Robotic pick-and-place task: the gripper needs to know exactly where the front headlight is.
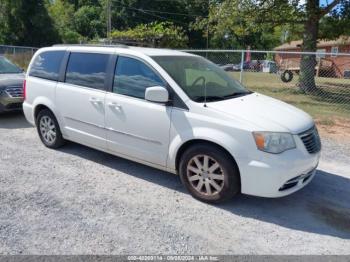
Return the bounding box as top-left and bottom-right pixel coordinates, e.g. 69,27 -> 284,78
253,132 -> 296,154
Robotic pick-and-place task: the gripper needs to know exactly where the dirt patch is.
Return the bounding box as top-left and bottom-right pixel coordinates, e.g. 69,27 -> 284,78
309,201 -> 350,235
316,117 -> 350,141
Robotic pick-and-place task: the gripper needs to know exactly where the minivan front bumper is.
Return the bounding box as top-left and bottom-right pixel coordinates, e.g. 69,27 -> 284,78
238,134 -> 321,198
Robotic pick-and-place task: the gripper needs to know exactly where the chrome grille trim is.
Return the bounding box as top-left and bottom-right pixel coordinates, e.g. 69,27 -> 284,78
5,86 -> 23,98
298,126 -> 321,154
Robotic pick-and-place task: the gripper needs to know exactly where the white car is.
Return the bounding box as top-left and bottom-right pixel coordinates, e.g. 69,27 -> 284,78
23,45 -> 321,203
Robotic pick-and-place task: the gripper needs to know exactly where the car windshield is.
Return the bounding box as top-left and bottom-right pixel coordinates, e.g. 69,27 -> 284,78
0,56 -> 23,74
152,55 -> 251,102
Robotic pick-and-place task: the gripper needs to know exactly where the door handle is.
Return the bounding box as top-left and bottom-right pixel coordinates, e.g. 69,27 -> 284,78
89,97 -> 102,104
108,102 -> 122,110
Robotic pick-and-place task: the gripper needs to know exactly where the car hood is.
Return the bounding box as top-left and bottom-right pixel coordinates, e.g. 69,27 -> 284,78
207,92 -> 314,134
0,73 -> 25,87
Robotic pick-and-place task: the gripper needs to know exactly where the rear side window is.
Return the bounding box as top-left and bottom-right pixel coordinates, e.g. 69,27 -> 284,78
29,51 -> 65,81
114,56 -> 165,99
65,52 -> 109,90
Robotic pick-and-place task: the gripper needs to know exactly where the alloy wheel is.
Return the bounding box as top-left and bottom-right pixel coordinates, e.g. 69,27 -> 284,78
186,154 -> 225,196
39,116 -> 57,145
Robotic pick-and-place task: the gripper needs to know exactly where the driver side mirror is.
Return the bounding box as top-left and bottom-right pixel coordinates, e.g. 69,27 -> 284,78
145,86 -> 169,103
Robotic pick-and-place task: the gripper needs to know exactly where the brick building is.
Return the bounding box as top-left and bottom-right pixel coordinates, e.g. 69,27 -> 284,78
274,36 -> 350,78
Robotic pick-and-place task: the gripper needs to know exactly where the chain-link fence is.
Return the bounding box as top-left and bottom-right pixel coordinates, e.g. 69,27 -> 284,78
0,45 -> 38,70
1,45 -> 349,125
182,49 -> 350,125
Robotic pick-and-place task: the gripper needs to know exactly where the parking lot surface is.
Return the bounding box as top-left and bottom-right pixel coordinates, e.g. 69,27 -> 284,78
1,113 -> 350,254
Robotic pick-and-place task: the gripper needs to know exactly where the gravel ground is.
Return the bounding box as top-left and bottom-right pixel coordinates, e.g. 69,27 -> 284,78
0,112 -> 350,255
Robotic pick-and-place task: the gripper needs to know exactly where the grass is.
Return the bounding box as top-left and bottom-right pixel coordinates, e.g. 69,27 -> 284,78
229,72 -> 350,124
4,53 -> 32,70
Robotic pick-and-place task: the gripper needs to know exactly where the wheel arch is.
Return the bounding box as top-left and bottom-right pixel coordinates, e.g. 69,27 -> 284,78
32,97 -> 58,122
34,104 -> 52,120
174,139 -> 241,187
33,101 -> 63,135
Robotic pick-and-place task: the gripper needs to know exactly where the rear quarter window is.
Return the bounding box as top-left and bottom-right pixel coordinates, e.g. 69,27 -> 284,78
29,51 -> 65,81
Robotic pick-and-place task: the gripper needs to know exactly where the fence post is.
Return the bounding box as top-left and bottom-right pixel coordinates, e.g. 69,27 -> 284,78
239,50 -> 245,83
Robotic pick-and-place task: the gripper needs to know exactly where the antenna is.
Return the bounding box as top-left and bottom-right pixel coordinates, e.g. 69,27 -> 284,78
204,80 -> 207,107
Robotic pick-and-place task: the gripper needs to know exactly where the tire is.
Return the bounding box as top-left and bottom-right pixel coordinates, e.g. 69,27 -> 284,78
179,143 -> 240,203
36,109 -> 65,149
281,70 -> 293,83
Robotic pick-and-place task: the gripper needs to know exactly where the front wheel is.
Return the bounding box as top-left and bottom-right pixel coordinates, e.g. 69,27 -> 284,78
36,109 -> 65,149
179,144 -> 240,203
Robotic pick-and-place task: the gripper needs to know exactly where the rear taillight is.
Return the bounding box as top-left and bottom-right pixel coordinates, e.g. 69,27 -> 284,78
23,79 -> 26,100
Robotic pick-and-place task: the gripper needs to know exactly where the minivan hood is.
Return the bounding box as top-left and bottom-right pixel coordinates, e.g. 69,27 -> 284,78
208,93 -> 313,134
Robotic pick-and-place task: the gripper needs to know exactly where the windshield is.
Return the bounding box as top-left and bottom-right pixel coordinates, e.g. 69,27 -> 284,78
152,55 -> 251,102
0,56 -> 23,74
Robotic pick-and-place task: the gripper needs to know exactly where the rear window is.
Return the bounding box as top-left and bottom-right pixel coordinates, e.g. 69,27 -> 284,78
29,51 -> 65,81
0,57 -> 23,74
65,52 -> 109,90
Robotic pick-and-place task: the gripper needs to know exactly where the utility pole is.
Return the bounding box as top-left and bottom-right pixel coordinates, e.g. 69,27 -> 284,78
206,0 -> 210,50
107,0 -> 112,44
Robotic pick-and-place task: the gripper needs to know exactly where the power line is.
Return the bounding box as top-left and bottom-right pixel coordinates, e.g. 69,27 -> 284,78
111,0 -> 207,18
130,8 -> 204,17
146,0 -> 210,2
112,3 -> 191,26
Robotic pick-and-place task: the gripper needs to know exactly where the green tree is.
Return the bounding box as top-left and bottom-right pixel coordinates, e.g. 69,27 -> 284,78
319,1 -> 350,39
195,0 -> 349,92
108,0 -> 208,48
110,21 -> 188,48
0,0 -> 60,46
74,5 -> 105,39
247,0 -> 346,92
193,0 -> 282,50
48,0 -> 82,43
298,0 -> 342,92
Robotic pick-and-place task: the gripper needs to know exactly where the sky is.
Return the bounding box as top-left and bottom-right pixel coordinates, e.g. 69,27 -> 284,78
299,0 -> 339,7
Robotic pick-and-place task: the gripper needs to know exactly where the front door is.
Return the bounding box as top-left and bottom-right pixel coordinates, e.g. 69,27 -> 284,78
105,55 -> 172,167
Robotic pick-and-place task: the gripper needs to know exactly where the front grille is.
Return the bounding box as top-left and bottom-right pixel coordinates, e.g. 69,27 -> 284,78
299,126 -> 321,154
5,86 -> 23,98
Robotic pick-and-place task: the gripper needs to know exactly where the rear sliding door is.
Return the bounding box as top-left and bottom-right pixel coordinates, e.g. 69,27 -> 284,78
56,52 -> 110,149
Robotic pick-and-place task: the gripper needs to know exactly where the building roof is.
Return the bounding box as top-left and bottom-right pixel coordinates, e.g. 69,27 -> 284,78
274,36 -> 350,50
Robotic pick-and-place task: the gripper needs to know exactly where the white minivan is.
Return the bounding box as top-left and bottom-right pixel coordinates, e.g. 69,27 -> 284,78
23,45 -> 321,203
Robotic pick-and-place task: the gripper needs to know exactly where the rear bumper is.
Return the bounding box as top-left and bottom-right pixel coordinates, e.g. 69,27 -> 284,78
22,101 -> 35,126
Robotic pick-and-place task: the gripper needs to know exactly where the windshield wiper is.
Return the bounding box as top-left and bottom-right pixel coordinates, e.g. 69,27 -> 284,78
193,91 -> 252,102
222,91 -> 252,99
193,95 -> 225,102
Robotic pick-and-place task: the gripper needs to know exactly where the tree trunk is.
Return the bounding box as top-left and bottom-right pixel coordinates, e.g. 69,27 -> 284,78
299,0 -> 319,93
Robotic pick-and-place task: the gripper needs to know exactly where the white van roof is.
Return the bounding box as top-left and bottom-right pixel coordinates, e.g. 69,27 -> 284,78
49,44 -> 195,57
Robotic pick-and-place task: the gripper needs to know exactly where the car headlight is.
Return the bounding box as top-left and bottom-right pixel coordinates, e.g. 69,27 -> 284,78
253,132 -> 296,154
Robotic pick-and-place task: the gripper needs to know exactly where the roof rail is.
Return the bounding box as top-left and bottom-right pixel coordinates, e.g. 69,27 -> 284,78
52,44 -> 129,48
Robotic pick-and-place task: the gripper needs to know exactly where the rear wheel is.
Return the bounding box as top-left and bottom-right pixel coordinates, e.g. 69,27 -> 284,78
179,143 -> 240,203
36,109 -> 65,148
